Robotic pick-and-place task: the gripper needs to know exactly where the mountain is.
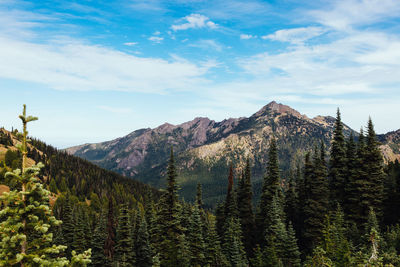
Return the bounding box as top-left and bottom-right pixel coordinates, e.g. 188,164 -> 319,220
66,101 -> 400,207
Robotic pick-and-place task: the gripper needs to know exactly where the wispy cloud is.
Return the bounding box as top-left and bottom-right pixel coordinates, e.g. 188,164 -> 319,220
98,105 -> 133,114
240,34 -> 256,40
123,42 -> 138,46
171,14 -> 217,31
148,36 -> 163,43
262,27 -> 326,44
189,39 -> 223,51
309,0 -> 400,30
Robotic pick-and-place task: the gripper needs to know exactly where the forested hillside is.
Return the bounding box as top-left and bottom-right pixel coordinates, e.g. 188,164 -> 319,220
2,106 -> 400,266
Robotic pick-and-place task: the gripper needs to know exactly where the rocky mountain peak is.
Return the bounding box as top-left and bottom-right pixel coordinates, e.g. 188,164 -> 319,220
253,101 -> 304,119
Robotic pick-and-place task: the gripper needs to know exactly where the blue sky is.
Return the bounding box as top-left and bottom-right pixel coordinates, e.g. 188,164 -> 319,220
1,0 -> 400,148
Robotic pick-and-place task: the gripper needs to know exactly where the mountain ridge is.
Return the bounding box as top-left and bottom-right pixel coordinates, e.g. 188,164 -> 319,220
66,101 -> 400,206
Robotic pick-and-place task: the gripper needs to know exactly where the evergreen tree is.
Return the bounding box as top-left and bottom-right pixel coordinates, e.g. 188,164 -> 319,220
187,205 -> 205,266
353,129 -> 371,227
224,164 -> 237,220
135,214 -> 152,267
222,217 -> 248,267
329,108 -> 347,206
114,204 -> 135,266
343,132 -> 359,225
237,158 -> 255,256
204,216 -> 229,267
303,143 -> 330,252
74,206 -> 88,253
0,105 -> 90,266
215,201 -> 225,239
257,138 -> 281,245
63,193 -> 76,256
265,193 -> 287,263
365,118 -> 385,219
156,148 -> 186,266
285,222 -> 301,267
285,172 -> 299,234
90,210 -> 107,267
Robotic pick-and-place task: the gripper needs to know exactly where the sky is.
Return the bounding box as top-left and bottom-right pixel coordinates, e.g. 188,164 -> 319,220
0,0 -> 400,148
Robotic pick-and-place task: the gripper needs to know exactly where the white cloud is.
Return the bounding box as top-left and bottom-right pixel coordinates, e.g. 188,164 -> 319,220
171,14 -> 217,31
189,39 -> 223,51
153,31 -> 161,35
309,0 -> 400,30
98,105 -> 133,114
148,36 -> 163,43
240,34 -> 255,40
0,36 -> 213,93
123,42 -> 138,46
262,27 -> 325,44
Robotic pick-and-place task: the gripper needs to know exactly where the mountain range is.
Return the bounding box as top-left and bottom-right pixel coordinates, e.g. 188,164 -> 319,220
66,101 -> 400,207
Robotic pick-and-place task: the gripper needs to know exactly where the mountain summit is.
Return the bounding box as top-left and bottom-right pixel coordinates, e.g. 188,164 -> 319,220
66,101 -> 400,206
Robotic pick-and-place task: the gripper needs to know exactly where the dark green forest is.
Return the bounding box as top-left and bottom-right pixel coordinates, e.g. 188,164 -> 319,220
1,106 -> 400,266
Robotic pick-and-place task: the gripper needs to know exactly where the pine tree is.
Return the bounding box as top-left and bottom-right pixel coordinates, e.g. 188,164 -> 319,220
237,158 -> 255,256
365,118 -> 385,219
215,201 -> 225,239
303,143 -> 330,252
91,210 -> 107,267
114,204 -> 135,266
74,206 -> 88,253
187,205 -> 205,266
63,193 -> 76,256
285,222 -> 301,267
104,198 -> 116,264
204,215 -> 229,267
135,214 -> 152,267
156,148 -> 186,266
0,105 -> 90,266
343,132 -> 359,225
285,172 -> 299,234
265,193 -> 287,263
222,217 -> 248,267
224,164 -> 237,220
329,108 -> 347,206
257,138 -> 281,245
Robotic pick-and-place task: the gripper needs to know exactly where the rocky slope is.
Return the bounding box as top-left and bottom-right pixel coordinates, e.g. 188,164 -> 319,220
66,101 -> 400,207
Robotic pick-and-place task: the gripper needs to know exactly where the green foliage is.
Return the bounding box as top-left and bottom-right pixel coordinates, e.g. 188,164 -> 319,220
114,204 -> 135,265
237,158 -> 255,256
303,144 -> 330,252
0,105 -> 91,266
329,109 -> 347,206
256,138 -> 281,245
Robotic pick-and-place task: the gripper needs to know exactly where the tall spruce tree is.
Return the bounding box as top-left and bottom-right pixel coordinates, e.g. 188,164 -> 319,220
114,204 -> 135,266
156,148 -> 186,266
237,158 -> 255,256
257,138 -> 281,245
135,214 -> 153,267
224,164 -> 237,220
0,105 -> 90,266
222,217 -> 248,267
187,205 -> 206,266
343,132 -> 360,225
90,210 -> 108,267
264,193 -> 288,263
365,118 -> 385,219
285,222 -> 301,267
329,108 -> 347,206
204,215 -> 229,267
303,143 -> 330,252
